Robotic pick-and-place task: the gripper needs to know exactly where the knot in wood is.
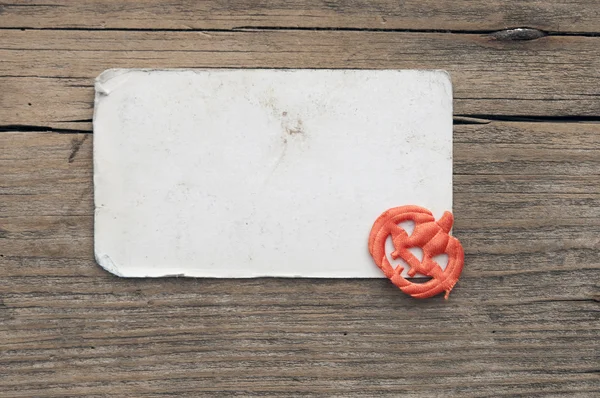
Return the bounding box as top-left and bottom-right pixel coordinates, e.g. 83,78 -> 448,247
490,28 -> 546,41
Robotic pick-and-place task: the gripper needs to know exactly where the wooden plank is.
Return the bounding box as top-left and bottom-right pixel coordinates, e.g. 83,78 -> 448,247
2,122 -> 599,217
1,30 -> 600,131
0,0 -> 599,33
0,76 -> 92,131
1,1 -> 599,395
0,293 -> 597,397
1,124 -> 598,396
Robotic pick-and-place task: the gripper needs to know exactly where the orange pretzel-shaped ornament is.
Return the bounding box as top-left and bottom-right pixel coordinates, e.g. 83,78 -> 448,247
368,205 -> 464,299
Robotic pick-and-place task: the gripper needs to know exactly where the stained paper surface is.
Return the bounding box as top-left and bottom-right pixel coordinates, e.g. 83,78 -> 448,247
93,69 -> 453,277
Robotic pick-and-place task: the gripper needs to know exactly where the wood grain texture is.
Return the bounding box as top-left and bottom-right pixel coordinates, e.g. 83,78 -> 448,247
1,30 -> 600,131
1,1 -> 600,396
1,124 -> 599,396
0,0 -> 599,33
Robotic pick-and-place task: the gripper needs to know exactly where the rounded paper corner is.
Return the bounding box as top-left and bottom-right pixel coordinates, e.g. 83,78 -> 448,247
94,250 -> 126,277
436,69 -> 451,80
434,70 -> 453,91
95,69 -> 138,97
96,68 -> 129,84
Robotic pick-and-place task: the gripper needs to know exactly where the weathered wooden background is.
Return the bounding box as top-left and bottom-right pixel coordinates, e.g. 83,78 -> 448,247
1,1 -> 599,396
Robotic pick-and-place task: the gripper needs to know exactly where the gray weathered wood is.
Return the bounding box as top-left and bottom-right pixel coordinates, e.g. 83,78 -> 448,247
1,125 -> 598,396
1,2 -> 599,396
0,0 -> 599,33
1,30 -> 599,131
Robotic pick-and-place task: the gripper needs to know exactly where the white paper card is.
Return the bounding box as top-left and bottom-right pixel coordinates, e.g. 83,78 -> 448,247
93,69 -> 453,278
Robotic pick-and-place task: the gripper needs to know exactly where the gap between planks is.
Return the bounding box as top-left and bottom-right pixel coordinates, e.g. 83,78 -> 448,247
0,0 -> 599,34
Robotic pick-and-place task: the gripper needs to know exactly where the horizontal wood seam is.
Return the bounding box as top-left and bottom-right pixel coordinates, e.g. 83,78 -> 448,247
3,116 -> 600,135
0,25 -> 599,38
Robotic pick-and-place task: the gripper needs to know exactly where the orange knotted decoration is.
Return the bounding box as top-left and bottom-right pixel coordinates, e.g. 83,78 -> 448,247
368,205 -> 464,299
